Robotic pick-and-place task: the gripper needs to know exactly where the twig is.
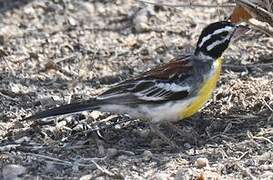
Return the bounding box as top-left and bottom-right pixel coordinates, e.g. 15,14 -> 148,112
25,152 -> 75,166
0,144 -> 20,152
53,54 -> 77,64
248,19 -> 273,37
25,152 -> 116,176
252,136 -> 273,146
248,130 -> 273,145
90,159 -> 115,177
1,56 -> 15,76
0,92 -> 15,100
262,98 -> 273,112
237,151 -> 249,160
137,0 -> 236,8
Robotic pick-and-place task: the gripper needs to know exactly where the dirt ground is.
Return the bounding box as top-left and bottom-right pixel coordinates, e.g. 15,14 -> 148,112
0,0 -> 273,179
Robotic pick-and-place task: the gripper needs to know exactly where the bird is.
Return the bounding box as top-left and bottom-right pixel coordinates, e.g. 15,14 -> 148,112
24,21 -> 248,143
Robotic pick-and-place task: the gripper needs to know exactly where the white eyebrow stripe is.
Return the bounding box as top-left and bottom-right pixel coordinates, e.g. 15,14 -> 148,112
206,34 -> 231,51
198,26 -> 233,48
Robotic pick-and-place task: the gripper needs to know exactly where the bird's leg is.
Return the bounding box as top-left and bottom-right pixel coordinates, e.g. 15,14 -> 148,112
149,123 -> 178,148
165,121 -> 199,146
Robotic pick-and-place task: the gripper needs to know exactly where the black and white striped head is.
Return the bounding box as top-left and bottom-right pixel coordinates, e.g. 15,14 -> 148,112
195,21 -> 248,59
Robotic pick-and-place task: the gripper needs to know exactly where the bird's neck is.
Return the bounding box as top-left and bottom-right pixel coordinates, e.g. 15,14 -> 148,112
194,51 -> 219,62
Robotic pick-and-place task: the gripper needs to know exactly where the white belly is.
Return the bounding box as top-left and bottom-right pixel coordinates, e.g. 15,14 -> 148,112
101,98 -> 195,123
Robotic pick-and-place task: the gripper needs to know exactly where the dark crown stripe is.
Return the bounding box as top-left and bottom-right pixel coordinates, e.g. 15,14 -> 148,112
200,31 -> 229,50
194,21 -> 236,59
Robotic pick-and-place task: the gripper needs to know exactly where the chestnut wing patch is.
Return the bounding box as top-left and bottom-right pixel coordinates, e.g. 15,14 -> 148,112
99,57 -> 194,103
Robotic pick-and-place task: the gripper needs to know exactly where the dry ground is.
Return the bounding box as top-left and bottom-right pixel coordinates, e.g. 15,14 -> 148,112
0,0 -> 273,179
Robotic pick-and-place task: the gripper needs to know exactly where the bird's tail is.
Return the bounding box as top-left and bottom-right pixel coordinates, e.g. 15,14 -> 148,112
23,98 -> 102,121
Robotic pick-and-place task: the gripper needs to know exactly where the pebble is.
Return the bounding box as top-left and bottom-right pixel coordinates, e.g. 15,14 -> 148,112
133,8 -> 150,33
184,143 -> 192,149
142,150 -> 153,161
195,157 -> 209,168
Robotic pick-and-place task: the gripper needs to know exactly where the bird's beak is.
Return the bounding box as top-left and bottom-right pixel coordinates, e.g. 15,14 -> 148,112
232,24 -> 250,41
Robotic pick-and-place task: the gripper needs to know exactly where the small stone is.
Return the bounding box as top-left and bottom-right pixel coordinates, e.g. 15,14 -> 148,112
195,157 -> 209,168
142,150 -> 153,161
133,8 -> 150,33
68,16 -> 77,26
184,143 -> 192,149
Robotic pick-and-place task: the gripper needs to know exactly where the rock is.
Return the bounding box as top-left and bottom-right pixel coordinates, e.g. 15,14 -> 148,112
195,157 -> 209,168
68,16 -> 77,26
184,143 -> 192,149
133,8 -> 150,33
142,150 -> 153,161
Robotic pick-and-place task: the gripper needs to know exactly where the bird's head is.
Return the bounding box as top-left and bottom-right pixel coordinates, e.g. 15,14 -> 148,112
194,21 -> 249,59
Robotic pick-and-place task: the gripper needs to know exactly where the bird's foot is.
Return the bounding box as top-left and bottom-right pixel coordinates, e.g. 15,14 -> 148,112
149,123 -> 179,149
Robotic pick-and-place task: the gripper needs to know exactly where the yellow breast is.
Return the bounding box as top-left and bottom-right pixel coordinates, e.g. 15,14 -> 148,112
180,58 -> 222,119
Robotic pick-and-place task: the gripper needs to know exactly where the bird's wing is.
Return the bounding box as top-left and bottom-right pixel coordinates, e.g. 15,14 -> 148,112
22,55 -> 196,121
99,55 -> 198,103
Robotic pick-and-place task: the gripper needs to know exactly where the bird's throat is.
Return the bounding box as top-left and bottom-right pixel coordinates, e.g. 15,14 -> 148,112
179,58 -> 222,119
